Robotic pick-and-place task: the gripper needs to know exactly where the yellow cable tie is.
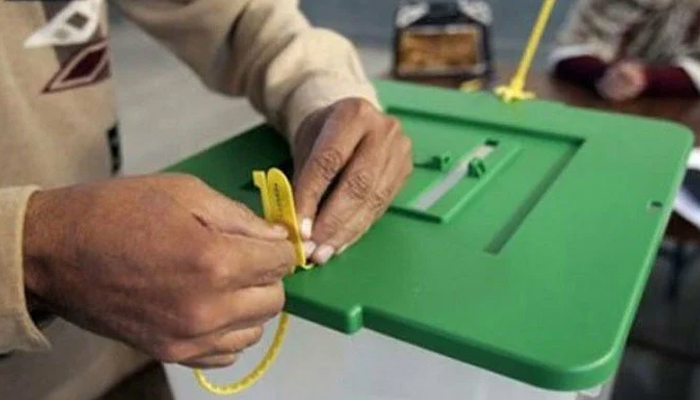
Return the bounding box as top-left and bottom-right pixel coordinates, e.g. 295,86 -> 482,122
495,0 -> 558,103
193,168 -> 308,395
193,313 -> 290,396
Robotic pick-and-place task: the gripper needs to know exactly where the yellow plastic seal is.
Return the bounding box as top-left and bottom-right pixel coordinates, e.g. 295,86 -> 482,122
193,168 -> 307,395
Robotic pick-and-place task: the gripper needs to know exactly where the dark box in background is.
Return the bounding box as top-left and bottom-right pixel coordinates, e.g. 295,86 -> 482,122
393,1 -> 494,79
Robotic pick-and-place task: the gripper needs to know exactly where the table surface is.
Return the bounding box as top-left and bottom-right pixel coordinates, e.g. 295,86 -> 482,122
395,68 -> 700,242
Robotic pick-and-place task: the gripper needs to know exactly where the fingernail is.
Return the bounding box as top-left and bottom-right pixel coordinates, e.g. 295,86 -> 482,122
300,218 -> 313,240
313,245 -> 335,265
304,241 -> 317,257
272,225 -> 289,237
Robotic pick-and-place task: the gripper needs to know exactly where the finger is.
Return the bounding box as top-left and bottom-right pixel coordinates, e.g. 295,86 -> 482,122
293,119 -> 367,239
194,189 -> 288,240
216,284 -> 285,332
310,134 -> 392,248
312,137 -> 412,263
206,325 -> 265,355
197,233 -> 295,289
170,176 -> 288,239
174,282 -> 284,340
223,235 -> 296,287
180,353 -> 240,369
310,119 -> 400,250
178,325 -> 265,368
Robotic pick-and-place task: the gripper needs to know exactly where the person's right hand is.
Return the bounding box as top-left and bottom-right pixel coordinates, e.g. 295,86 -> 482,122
22,174 -> 295,369
596,60 -> 648,102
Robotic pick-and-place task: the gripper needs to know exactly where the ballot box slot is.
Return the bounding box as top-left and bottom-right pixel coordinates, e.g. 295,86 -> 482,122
485,143 -> 579,254
388,137 -> 521,223
385,106 -> 584,253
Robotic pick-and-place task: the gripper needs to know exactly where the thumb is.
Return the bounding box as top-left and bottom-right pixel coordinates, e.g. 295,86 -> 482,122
194,188 -> 288,240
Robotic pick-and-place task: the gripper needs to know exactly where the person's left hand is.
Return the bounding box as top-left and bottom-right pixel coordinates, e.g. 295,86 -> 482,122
292,98 -> 413,265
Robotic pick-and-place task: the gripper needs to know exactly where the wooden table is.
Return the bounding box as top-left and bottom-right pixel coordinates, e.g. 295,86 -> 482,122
394,68 -> 700,243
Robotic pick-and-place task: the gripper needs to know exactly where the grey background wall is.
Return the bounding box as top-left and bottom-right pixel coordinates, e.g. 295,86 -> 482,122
299,0 -> 577,63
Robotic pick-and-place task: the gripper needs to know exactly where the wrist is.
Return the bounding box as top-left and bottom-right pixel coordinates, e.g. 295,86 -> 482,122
294,103 -> 333,152
22,189 -> 54,304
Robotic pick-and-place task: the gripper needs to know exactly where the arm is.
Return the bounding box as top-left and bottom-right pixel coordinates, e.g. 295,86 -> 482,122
4,175 -> 296,367
0,187 -> 50,354
556,58 -> 700,99
111,0 -> 379,144
555,57 -> 700,97
112,0 -> 413,264
550,0 -> 695,98
549,0 -> 669,73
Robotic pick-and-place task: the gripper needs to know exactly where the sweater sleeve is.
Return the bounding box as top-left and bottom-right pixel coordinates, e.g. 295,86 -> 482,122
553,57 -> 700,97
553,55 -> 609,90
0,187 -> 50,355
644,65 -> 700,97
111,0 -> 380,143
673,49 -> 700,96
548,0 -> 671,69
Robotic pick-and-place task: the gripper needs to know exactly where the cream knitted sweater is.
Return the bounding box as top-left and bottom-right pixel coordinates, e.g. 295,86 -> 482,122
0,0 -> 378,355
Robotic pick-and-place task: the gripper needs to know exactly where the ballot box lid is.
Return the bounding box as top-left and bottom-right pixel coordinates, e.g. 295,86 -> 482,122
166,80 -> 692,391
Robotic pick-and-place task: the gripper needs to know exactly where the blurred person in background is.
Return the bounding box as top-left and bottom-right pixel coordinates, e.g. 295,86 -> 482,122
549,0 -> 700,101
0,1 -> 412,399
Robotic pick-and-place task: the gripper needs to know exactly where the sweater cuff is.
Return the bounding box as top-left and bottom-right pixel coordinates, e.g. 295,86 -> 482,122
644,64 -> 699,97
553,55 -> 609,91
0,186 -> 51,354
674,56 -> 700,95
548,44 -> 611,71
283,73 -> 381,146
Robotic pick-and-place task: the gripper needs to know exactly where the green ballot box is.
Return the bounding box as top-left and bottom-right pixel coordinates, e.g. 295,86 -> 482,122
163,80 -> 692,399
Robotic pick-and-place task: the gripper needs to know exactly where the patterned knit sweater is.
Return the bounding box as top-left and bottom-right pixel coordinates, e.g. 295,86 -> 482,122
550,0 -> 700,95
0,1 -> 379,399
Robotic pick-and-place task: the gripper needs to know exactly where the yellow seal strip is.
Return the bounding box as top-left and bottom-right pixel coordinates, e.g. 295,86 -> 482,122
495,0 -> 558,103
254,169 -> 307,267
193,168 -> 307,395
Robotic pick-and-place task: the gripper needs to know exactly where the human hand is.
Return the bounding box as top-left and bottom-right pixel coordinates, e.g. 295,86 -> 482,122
22,174 -> 296,369
292,98 -> 413,264
597,61 -> 648,102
